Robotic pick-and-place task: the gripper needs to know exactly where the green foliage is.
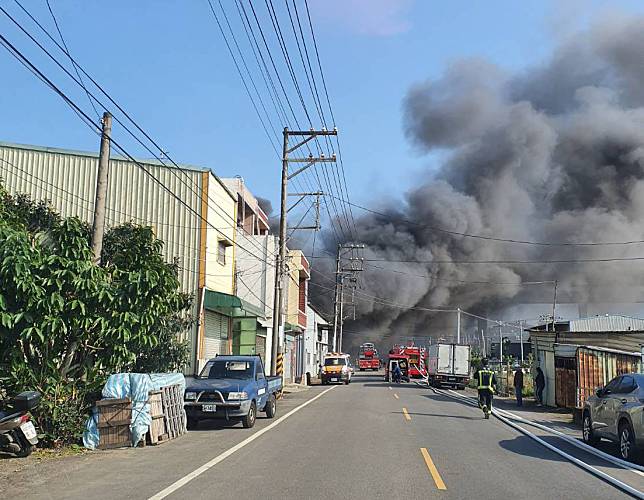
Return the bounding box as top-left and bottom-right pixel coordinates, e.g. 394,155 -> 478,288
0,187 -> 192,446
471,351 -> 483,373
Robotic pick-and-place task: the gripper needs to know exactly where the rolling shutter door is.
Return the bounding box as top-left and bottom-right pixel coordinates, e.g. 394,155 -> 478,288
204,310 -> 229,359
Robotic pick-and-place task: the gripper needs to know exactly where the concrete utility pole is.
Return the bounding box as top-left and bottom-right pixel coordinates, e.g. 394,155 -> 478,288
498,323 -> 503,362
90,112 -> 112,263
338,282 -> 345,352
332,243 -> 364,353
456,307 -> 461,344
271,127 -> 337,376
551,280 -> 558,338
481,329 -> 486,356
331,244 -> 341,352
519,320 -> 524,364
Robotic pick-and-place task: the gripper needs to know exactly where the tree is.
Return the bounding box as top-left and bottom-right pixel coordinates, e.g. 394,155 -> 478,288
0,185 -> 191,444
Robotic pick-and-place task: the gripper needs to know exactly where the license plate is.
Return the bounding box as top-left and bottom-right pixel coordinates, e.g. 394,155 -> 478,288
331,378 -> 338,382
20,421 -> 37,440
202,404 -> 217,412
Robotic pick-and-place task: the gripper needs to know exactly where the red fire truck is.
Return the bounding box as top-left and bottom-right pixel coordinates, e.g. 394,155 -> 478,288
358,343 -> 380,371
390,343 -> 428,379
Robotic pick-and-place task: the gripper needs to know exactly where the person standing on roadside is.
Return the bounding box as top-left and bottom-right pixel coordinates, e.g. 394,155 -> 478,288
514,366 -> 524,407
535,367 -> 545,405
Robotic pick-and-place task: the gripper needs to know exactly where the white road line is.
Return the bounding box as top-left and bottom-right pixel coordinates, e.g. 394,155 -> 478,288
148,386 -> 338,500
433,388 -> 644,497
444,389 -> 644,477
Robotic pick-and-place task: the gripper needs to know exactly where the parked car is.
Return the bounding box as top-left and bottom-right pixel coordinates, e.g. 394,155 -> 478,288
184,355 -> 282,429
320,353 -> 352,385
582,373 -> 644,462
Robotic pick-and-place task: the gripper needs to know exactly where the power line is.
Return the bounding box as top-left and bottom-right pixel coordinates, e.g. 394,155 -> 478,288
258,0 -> 351,240
364,262 -> 556,286
327,194 -> 644,247
233,0 -> 323,218
301,0 -> 357,237
44,0 -> 100,120
0,30 -> 275,268
309,255 -> 644,264
4,2 -> 275,262
206,0 -> 281,156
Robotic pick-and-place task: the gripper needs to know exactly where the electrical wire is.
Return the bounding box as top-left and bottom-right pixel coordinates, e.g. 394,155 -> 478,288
327,193 -> 644,247
364,262 -> 556,286
5,2 -> 275,261
44,0 -> 100,119
0,31 -> 275,268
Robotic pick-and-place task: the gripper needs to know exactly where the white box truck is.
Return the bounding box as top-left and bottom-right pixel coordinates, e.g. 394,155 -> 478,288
427,344 -> 471,389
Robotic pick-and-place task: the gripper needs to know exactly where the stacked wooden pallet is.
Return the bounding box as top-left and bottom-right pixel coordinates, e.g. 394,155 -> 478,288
146,384 -> 186,445
97,398 -> 132,450
161,384 -> 187,439
147,390 -> 168,445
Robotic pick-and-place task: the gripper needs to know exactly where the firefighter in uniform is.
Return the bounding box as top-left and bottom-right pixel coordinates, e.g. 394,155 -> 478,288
474,359 -> 497,419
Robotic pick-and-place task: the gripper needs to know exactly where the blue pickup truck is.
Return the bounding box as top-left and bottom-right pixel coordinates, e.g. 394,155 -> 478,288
184,355 -> 282,429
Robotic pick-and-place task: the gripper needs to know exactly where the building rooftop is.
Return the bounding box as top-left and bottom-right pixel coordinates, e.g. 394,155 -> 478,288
0,140 -> 210,173
528,314 -> 644,333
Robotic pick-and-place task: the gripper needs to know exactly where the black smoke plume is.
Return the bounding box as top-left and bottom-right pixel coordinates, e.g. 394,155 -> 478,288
311,15 -> 644,352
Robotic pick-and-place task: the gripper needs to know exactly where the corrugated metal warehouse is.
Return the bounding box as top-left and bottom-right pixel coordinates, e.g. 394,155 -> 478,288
0,140 -> 207,372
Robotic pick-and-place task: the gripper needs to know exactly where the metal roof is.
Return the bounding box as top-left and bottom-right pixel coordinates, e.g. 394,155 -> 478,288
0,140 -> 210,173
569,315 -> 644,332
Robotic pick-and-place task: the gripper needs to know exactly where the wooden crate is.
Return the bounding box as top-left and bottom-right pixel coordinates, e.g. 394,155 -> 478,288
97,398 -> 132,449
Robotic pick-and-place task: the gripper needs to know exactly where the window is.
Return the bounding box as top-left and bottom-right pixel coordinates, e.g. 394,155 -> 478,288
217,240 -> 228,265
256,368 -> 265,380
604,376 -> 621,394
324,357 -> 346,366
616,375 -> 636,394
200,360 -> 252,379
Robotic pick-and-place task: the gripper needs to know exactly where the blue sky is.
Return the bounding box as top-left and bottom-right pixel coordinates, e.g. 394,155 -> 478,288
2,0 -> 644,214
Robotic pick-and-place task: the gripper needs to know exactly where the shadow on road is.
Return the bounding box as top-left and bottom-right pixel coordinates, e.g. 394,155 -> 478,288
499,435 -> 567,462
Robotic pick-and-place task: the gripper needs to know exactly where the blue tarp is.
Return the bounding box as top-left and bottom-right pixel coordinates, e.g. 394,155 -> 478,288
83,373 -> 185,449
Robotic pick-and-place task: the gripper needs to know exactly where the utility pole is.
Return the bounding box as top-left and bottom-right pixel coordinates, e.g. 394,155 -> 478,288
90,112 -> 112,263
498,322 -> 503,363
519,320 -> 524,364
332,243 -> 364,353
456,307 -> 461,344
271,127 -> 337,376
552,280 -> 558,339
331,244 -> 341,352
338,282 -> 345,352
481,329 -> 486,356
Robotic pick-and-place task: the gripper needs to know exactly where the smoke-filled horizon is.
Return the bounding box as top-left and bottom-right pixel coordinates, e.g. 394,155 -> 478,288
310,14 -> 644,353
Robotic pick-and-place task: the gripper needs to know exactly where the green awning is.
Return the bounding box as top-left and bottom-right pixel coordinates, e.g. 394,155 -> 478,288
284,322 -> 303,335
204,289 -> 264,319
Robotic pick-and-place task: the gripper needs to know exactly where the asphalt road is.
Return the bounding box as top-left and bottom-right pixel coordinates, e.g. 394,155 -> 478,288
3,372 -> 641,499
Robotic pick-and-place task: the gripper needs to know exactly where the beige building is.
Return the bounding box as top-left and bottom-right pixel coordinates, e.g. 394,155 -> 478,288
284,249 -> 310,382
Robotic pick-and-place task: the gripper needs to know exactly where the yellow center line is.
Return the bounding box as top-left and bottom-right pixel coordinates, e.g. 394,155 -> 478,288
421,448 -> 447,490
402,407 -> 411,421
393,393 -> 399,399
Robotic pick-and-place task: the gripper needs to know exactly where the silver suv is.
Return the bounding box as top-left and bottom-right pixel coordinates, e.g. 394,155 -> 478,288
582,373 -> 644,462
